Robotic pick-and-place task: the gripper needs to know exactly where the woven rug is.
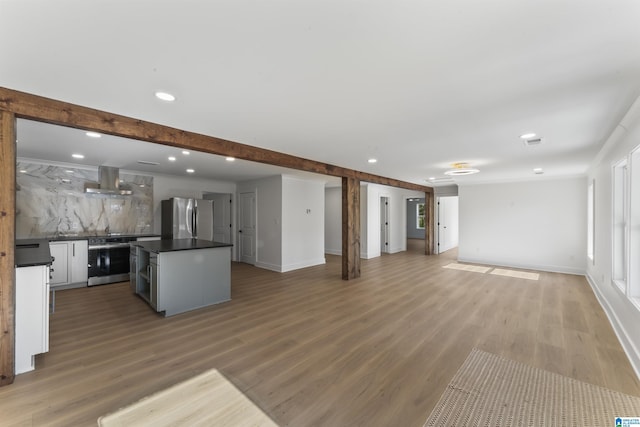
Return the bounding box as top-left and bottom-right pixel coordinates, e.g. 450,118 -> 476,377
424,348 -> 640,426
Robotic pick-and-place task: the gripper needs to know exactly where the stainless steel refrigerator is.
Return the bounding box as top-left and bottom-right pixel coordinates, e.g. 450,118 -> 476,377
161,197 -> 214,240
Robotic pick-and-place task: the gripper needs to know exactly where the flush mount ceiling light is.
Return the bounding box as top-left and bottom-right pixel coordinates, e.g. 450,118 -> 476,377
444,162 -> 480,176
225,157 -> 235,162
533,167 -> 544,174
168,156 -> 176,162
520,133 -> 536,139
155,91 -> 176,102
186,168 -> 195,174
182,150 -> 190,155
368,158 -> 378,164
85,131 -> 101,138
71,153 -> 85,159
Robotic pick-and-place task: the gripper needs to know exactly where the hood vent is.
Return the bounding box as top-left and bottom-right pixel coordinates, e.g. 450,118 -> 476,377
84,166 -> 133,195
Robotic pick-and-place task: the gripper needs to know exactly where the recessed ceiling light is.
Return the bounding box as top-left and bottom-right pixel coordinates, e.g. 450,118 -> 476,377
139,184 -> 145,188
182,150 -> 190,155
155,91 -> 176,102
186,168 -> 195,173
444,162 -> 480,176
533,168 -> 544,174
428,177 -> 436,181
72,153 -> 85,159
520,133 -> 536,139
19,169 -> 27,173
61,178 -> 71,183
168,156 -> 176,162
86,131 -> 101,138
225,157 -> 235,162
65,170 -> 74,173
368,158 -> 377,164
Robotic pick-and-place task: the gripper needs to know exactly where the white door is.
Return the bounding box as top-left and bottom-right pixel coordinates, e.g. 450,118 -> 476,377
195,199 -> 214,240
239,192 -> 256,265
380,197 -> 390,253
438,196 -> 459,253
210,194 -> 232,243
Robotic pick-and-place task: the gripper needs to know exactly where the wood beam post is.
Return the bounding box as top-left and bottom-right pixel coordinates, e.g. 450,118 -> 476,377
342,177 -> 361,280
0,111 -> 16,386
425,191 -> 434,255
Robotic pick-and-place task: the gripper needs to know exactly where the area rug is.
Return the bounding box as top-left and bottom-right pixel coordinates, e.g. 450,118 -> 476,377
443,263 -> 491,274
424,348 -> 640,426
98,369 -> 278,427
490,268 -> 540,281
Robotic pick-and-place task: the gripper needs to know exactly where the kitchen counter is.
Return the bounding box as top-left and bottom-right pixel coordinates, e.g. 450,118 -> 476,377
15,239 -> 53,267
47,233 -> 161,242
131,238 -> 233,253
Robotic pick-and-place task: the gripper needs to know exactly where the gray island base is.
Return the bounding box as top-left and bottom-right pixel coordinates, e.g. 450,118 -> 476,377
131,239 -> 233,317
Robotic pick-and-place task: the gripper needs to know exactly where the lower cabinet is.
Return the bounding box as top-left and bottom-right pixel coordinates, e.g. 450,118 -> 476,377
15,265 -> 50,374
49,240 -> 88,289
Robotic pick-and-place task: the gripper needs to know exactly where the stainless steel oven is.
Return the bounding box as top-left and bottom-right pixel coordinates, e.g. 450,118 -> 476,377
88,236 -> 136,286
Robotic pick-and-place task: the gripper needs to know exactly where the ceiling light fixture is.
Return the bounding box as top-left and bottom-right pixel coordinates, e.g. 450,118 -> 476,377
225,157 -> 235,162
168,156 -> 176,162
19,169 -> 27,173
72,153 -> 85,159
182,150 -> 190,155
533,168 -> 544,174
520,133 -> 536,139
428,177 -> 436,181
155,91 -> 176,102
444,162 -> 480,176
186,168 -> 195,174
368,158 -> 377,164
86,131 -> 101,138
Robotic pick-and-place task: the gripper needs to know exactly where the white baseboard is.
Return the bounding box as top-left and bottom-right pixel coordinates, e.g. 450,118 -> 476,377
586,273 -> 640,381
254,261 -> 282,272
281,258 -> 326,273
325,248 -> 341,256
457,256 -> 585,275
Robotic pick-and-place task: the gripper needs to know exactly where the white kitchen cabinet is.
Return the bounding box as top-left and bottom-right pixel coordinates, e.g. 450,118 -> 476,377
49,240 -> 88,289
15,265 -> 50,374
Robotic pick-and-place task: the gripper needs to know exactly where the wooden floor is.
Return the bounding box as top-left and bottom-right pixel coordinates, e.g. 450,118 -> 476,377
2,243 -> 639,426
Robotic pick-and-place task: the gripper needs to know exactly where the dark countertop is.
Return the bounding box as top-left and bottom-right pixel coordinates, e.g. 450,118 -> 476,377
15,239 -> 53,267
45,233 -> 161,242
132,239 -> 233,254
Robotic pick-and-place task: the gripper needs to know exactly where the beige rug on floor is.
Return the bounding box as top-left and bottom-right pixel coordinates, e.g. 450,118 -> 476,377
424,348 -> 640,426
490,268 -> 540,281
443,263 -> 492,274
98,369 -> 278,427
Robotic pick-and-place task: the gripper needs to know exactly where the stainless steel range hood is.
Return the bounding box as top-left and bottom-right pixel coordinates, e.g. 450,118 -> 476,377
84,166 -> 133,195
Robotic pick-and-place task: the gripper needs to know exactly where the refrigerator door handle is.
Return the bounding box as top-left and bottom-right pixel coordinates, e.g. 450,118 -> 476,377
193,206 -> 197,239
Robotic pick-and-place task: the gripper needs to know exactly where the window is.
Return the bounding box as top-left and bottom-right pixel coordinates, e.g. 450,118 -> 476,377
629,147 -> 640,301
587,181 -> 595,262
612,159 -> 627,292
417,203 -> 425,229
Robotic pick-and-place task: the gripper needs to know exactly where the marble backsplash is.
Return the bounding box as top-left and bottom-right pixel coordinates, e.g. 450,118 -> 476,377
16,162 -> 153,238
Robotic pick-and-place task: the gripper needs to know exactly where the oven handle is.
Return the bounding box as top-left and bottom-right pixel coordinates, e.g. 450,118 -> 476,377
89,243 -> 133,250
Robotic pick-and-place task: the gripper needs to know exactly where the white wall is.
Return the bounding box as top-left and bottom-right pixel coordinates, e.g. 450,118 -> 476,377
586,95 -> 640,377
324,183 -> 422,258
281,176 -> 325,271
362,183 -> 424,258
325,187 -> 342,255
458,178 -> 586,274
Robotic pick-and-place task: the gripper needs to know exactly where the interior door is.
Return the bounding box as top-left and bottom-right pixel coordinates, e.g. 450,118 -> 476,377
239,192 -> 256,265
438,196 -> 459,253
209,193 -> 232,243
195,199 -> 214,240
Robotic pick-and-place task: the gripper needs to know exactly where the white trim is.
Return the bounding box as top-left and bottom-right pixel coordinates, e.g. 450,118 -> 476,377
254,261 -> 281,272
325,249 -> 341,256
586,273 -> 640,381
281,258 -> 326,273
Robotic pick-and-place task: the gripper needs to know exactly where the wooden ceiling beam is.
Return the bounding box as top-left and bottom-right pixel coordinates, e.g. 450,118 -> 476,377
0,87 -> 432,193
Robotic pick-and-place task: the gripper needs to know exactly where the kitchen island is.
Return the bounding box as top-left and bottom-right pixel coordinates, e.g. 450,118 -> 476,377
130,239 -> 233,317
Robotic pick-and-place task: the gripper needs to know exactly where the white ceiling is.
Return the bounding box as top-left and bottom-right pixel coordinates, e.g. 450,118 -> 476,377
3,1 -> 640,186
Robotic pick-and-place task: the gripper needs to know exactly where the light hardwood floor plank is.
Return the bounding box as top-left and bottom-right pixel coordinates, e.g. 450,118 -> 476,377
1,248 -> 638,426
